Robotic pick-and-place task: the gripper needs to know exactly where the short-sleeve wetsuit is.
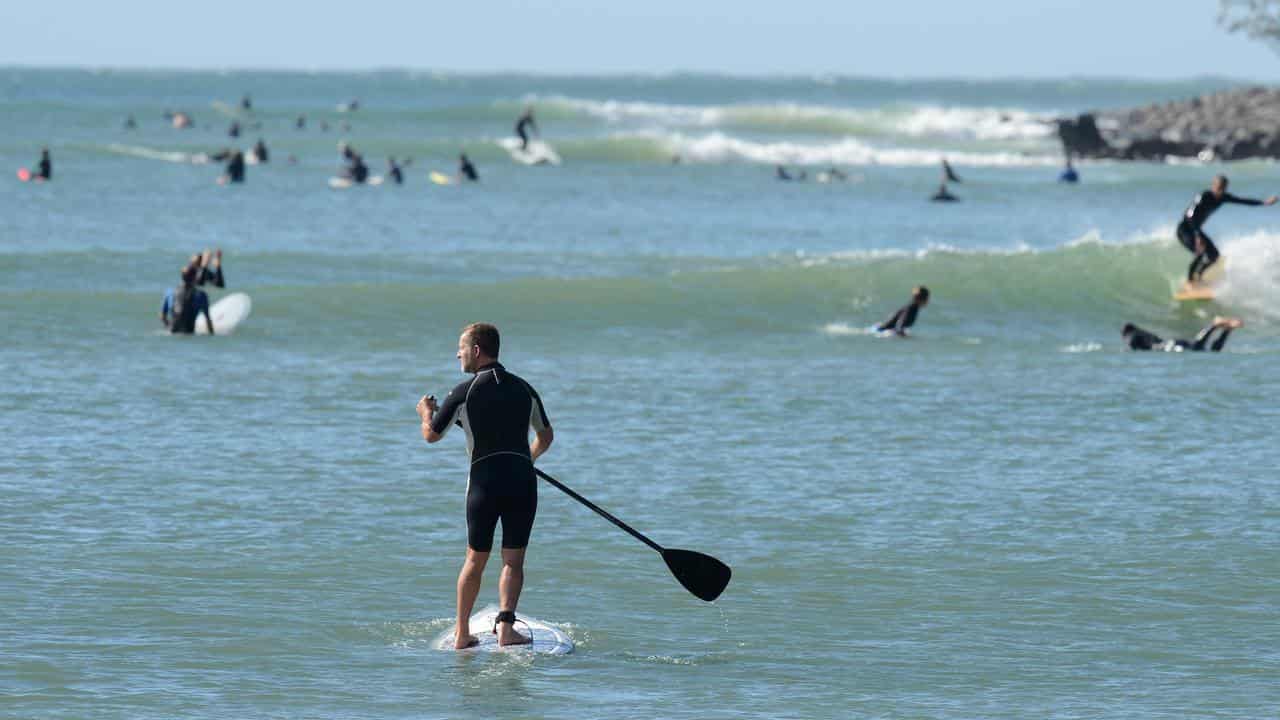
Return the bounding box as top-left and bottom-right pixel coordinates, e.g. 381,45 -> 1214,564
430,362 -> 550,552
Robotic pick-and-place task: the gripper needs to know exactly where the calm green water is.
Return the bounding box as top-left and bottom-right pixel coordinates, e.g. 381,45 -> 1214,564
3,69 -> 1280,719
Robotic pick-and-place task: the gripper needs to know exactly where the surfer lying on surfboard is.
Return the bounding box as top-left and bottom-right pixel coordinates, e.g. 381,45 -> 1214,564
1122,316 -> 1242,353
1177,175 -> 1276,288
417,323 -> 555,649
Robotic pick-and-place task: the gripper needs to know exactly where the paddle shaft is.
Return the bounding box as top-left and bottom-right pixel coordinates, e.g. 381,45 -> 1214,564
534,468 -> 663,553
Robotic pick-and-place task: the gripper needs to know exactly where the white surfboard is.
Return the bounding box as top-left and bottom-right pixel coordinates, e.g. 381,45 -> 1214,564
499,137 -> 562,166
431,605 -> 574,655
328,175 -> 384,189
194,292 -> 251,335
429,171 -> 455,186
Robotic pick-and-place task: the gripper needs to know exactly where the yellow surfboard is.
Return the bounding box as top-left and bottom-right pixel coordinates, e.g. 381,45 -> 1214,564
1174,281 -> 1215,302
429,171 -> 454,186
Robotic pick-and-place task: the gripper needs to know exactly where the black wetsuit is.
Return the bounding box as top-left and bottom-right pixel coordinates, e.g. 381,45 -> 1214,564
430,362 -> 551,552
225,153 -> 245,183
876,302 -> 922,335
349,155 -> 369,183
1177,190 -> 1262,281
460,157 -> 478,182
389,165 -> 403,185
1124,323 -> 1234,352
35,153 -> 51,181
253,141 -> 269,164
515,115 -> 536,150
195,264 -> 225,288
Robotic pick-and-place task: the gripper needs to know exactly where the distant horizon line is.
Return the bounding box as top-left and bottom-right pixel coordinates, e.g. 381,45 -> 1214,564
1,62 -> 1275,85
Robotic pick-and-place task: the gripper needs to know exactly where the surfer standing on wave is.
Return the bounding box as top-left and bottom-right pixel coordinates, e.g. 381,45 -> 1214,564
1177,175 -> 1276,286
1122,317 -> 1241,352
417,323 -> 554,649
875,286 -> 930,336
514,107 -> 537,151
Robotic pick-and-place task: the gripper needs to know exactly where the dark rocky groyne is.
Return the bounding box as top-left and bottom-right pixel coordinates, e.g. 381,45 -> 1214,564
1058,86 -> 1280,161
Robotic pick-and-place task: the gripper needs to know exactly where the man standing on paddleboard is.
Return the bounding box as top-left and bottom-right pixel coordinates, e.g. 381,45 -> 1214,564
1177,175 -> 1276,286
417,323 -> 554,649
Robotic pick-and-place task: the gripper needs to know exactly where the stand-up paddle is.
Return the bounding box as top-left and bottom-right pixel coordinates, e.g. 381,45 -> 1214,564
534,468 -> 731,602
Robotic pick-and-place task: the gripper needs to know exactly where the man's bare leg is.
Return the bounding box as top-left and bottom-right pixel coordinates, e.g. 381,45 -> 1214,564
496,546 -> 531,646
455,548 -> 489,649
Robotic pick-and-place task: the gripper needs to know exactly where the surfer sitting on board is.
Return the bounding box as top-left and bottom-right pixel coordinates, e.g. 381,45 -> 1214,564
459,153 -> 479,182
514,107 -> 537,151
338,143 -> 369,184
387,157 -> 404,185
1121,316 -> 1242,352
1177,175 -> 1276,286
219,150 -> 245,184
251,139 -> 269,164
161,265 -> 214,335
32,148 -> 51,181
875,286 -> 930,336
417,323 -> 554,649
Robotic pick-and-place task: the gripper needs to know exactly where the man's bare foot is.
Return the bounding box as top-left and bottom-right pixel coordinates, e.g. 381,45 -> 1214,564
1212,316 -> 1243,329
454,632 -> 479,649
496,624 -> 532,646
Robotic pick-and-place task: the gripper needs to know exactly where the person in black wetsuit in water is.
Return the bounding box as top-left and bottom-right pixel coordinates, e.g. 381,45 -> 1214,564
1177,175 -> 1276,285
32,148 -> 52,181
1121,316 -> 1242,352
876,286 -> 930,336
514,107 -> 537,150
459,153 -> 478,182
220,150 -> 245,184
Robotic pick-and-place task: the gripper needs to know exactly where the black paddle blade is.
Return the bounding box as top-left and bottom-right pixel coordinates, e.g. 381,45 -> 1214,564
662,548 -> 731,602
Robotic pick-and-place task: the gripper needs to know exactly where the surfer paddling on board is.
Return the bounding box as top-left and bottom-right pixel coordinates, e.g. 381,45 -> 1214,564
875,286 -> 930,336
1121,316 -> 1242,353
1177,175 -> 1276,287
161,265 -> 214,335
417,323 -> 554,649
514,107 -> 538,151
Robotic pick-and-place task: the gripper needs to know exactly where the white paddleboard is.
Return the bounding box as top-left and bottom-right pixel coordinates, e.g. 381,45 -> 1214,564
499,138 -> 562,166
194,292 -> 251,335
431,605 -> 574,655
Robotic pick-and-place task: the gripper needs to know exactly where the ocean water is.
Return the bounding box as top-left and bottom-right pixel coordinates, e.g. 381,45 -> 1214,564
3,69 -> 1280,719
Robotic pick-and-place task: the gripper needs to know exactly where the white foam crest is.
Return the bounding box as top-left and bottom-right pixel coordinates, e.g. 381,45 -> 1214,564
821,322 -> 876,337
1062,342 -> 1104,353
105,143 -> 209,164
538,95 -> 1055,141
1064,224 -> 1178,249
653,131 -> 1056,167
1216,230 -> 1280,319
893,106 -> 1055,141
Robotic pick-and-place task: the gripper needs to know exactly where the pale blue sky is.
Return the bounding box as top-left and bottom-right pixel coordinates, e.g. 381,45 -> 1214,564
5,0 -> 1280,78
